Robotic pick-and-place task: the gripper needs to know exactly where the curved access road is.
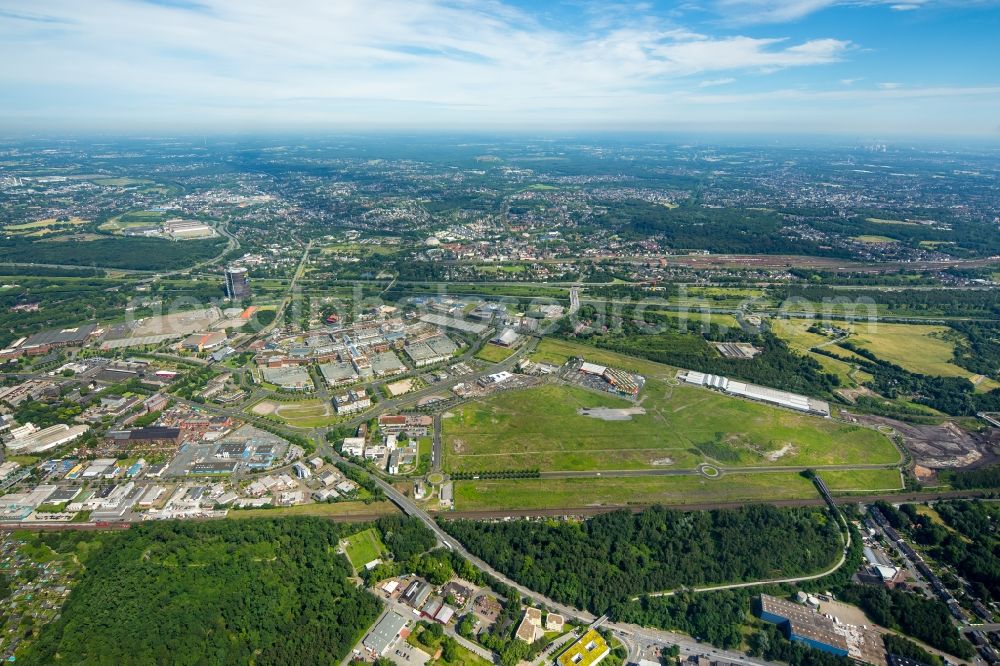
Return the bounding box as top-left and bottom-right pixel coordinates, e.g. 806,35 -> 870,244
327,451 -> 782,666
636,523 -> 851,600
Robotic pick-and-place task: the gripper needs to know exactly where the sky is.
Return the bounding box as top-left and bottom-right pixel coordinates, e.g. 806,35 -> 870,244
1,0 -> 999,136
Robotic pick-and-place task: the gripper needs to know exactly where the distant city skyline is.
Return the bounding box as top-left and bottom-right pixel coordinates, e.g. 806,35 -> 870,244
2,0 -> 999,136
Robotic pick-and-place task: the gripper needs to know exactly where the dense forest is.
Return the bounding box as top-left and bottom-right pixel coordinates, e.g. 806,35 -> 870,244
612,590 -> 749,648
882,634 -> 943,666
596,202 -> 848,257
20,519 -> 382,666
442,505 -> 842,614
0,236 -> 227,271
376,514 -> 439,561
941,465 -> 1000,490
780,285 -> 1000,319
948,321 -> 1000,378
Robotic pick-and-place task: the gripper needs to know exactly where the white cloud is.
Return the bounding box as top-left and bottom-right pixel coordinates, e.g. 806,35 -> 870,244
681,83 -> 1000,103
698,77 -> 737,87
0,0 -> 854,126
711,0 -> 995,24
0,0 -> 995,134
714,0 -> 838,23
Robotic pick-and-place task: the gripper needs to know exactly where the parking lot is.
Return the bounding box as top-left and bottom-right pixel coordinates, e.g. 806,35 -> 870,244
387,636 -> 430,666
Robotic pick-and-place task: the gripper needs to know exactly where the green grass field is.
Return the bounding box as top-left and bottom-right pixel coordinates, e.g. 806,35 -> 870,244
442,380 -> 900,473
819,469 -> 903,492
98,209 -> 168,233
866,217 -> 918,226
475,344 -> 516,363
850,322 -> 999,390
253,398 -> 341,428
6,455 -> 40,466
853,235 -> 899,244
343,527 -> 388,569
4,216 -> 88,235
451,472 -> 821,511
227,501 -> 396,520
773,317 -> 998,391
650,310 -> 740,329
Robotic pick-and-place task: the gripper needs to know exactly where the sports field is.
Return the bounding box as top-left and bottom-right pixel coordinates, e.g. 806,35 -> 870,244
442,380 -> 900,473
343,527 -> 388,569
451,472 -> 821,511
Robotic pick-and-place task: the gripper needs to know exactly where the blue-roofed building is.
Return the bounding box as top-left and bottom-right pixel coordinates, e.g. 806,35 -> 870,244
755,595 -> 849,657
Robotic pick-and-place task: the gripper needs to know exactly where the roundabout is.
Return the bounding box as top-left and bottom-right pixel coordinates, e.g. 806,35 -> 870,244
698,464 -> 721,478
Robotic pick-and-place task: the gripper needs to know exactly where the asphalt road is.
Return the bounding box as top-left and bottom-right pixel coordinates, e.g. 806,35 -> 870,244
327,451 -> 774,666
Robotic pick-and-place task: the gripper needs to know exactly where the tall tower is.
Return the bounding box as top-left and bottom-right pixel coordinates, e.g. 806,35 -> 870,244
225,267 -> 249,300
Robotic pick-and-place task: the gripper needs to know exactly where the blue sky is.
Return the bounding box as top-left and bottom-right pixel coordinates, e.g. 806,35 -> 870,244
1,0 -> 998,136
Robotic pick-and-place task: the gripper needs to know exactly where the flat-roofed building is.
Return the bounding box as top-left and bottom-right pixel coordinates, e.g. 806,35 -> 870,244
261,365 -> 313,391
5,424 -> 89,454
19,323 -> 99,355
378,414 -> 432,437
362,612 -> 408,656
678,370 -> 830,417
558,629 -> 610,666
418,313 -> 487,335
404,335 -> 458,367
106,427 -> 182,447
755,595 -> 849,657
341,436 -> 366,457
333,389 -> 370,415
371,350 -> 407,377
318,361 -> 358,387
181,331 -> 227,352
164,219 -> 214,239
